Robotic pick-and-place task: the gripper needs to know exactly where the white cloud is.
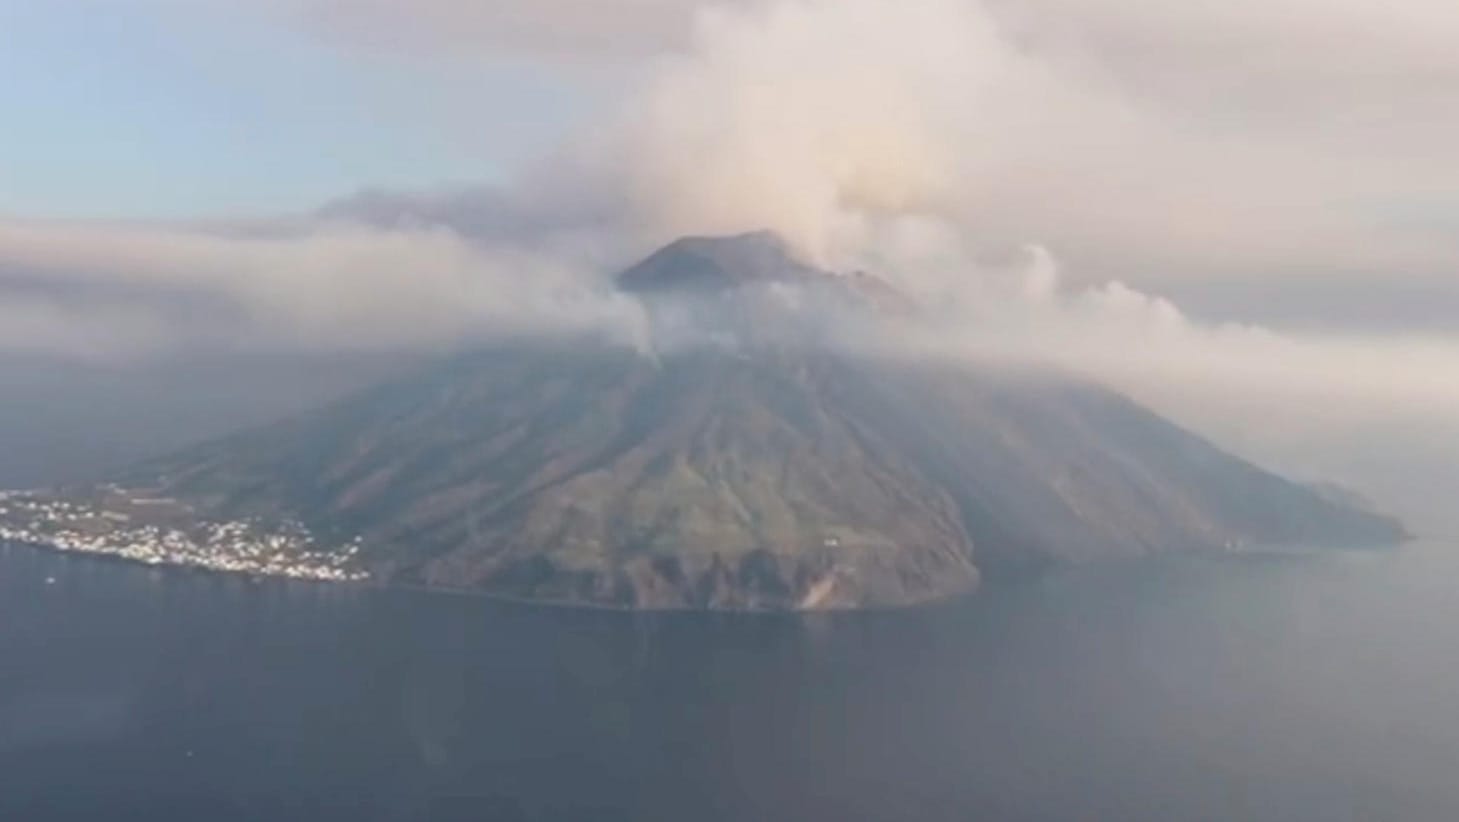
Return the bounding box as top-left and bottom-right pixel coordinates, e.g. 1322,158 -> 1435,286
815,220 -> 1459,512
0,220 -> 645,360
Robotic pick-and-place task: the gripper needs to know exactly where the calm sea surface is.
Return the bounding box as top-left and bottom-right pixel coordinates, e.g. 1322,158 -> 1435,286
4,539 -> 1459,822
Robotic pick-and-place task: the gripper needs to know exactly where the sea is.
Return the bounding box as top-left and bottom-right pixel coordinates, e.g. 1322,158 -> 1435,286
4,537 -> 1459,822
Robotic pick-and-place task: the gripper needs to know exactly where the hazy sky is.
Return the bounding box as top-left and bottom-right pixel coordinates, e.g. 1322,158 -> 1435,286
1,0 -> 1457,504
0,1 -> 586,218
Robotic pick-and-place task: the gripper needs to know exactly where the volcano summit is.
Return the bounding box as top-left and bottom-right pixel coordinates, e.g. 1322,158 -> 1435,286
13,234 -> 1405,610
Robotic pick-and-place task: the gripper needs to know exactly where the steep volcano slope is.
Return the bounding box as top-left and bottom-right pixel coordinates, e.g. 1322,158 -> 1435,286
821,359 -> 1405,571
118,347 -> 982,609
102,233 -> 1405,610
117,343 -> 1403,610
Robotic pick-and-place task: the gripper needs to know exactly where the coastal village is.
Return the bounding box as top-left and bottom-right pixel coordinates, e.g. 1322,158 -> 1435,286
0,487 -> 369,583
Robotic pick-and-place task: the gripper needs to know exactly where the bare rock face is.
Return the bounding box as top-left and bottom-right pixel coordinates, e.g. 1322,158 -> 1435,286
108,234 -> 1406,610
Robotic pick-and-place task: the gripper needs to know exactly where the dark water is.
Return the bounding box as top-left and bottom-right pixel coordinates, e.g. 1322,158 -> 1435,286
4,541 -> 1459,822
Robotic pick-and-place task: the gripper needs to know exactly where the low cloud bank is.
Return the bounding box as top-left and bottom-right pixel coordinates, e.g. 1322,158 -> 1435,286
0,219 -> 645,360
884,229 -> 1459,425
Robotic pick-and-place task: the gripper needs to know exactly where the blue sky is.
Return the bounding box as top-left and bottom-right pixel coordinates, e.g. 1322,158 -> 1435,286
0,2 -> 585,219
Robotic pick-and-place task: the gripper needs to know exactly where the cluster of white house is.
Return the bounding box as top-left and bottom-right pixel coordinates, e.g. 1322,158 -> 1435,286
0,493 -> 370,583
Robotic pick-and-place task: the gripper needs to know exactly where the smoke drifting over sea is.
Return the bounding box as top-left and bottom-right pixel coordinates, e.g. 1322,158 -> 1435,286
3,0 -> 1459,494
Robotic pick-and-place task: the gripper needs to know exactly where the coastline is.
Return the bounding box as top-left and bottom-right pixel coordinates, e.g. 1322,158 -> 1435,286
0,538 -> 373,591
0,538 -> 977,616
9,535 -> 1415,617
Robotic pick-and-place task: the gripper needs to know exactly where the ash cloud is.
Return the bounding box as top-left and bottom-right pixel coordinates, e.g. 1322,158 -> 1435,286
280,0 -> 1459,288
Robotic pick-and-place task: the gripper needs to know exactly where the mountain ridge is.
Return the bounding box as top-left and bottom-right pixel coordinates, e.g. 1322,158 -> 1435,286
616,231 -> 824,293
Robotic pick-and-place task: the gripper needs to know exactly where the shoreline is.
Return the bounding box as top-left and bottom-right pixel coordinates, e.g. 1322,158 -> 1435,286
4,535 -> 1415,617
0,539 -> 960,616
1,538 -> 374,591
